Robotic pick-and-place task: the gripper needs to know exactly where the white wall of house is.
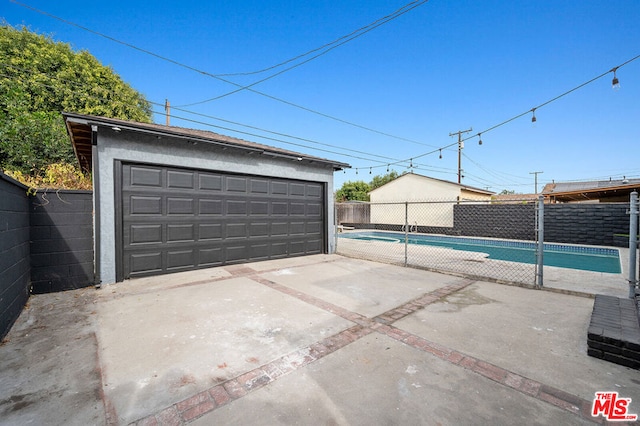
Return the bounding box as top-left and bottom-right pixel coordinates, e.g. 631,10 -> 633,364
368,174 -> 492,227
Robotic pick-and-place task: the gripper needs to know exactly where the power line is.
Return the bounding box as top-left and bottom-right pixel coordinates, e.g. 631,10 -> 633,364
347,54 -> 640,172
10,0 -> 436,148
1,62 -> 440,168
212,0 -> 429,78
176,0 -> 429,106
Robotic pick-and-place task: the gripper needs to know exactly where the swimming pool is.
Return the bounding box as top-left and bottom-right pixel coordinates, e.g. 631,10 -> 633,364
338,231 -> 621,274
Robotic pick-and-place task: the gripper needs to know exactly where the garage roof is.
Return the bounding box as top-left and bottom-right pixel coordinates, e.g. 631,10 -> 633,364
63,112 -> 351,172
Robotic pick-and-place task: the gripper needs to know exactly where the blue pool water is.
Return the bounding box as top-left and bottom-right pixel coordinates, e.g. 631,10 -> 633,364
339,231 -> 621,274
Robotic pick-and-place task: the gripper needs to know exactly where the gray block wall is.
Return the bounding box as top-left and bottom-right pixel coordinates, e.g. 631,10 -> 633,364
0,174 -> 31,340
454,204 -> 536,240
545,204 -> 629,247
30,191 -> 94,294
342,202 -> 631,247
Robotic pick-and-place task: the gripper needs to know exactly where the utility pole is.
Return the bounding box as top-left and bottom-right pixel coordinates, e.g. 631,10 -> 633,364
449,128 -> 473,183
530,171 -> 543,194
165,99 -> 171,126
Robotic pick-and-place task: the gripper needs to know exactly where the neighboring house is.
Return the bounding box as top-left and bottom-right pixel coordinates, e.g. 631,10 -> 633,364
542,178 -> 640,203
491,193 -> 542,204
368,173 -> 494,227
64,113 -> 349,284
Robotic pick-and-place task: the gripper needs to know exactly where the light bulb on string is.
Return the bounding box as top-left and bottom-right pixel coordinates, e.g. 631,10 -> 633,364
386,164 -> 389,173
611,67 -> 620,90
369,167 -> 372,175
478,133 -> 483,145
531,108 -> 537,123
356,168 -> 358,175
439,149 -> 442,159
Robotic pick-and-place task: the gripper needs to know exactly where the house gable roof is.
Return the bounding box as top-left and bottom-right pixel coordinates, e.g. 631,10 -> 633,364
368,172 -> 494,195
63,112 -> 350,172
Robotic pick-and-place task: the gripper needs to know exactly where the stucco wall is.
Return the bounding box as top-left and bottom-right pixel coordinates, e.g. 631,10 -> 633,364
95,127 -> 337,284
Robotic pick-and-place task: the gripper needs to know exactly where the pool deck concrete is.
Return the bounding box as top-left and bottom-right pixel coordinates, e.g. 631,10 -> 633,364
337,235 -> 632,298
1,254 -> 639,425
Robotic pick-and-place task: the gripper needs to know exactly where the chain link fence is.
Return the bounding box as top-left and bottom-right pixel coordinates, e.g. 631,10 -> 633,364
336,199 -> 540,286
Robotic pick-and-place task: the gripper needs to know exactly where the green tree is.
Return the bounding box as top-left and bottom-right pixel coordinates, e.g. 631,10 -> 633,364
335,180 -> 371,202
370,170 -> 399,190
0,24 -> 152,175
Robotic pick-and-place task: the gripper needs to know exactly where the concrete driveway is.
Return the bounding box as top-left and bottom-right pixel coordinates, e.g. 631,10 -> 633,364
1,254 -> 639,425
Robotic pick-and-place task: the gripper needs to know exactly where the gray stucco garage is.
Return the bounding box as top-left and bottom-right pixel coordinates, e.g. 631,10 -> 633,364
63,112 -> 348,285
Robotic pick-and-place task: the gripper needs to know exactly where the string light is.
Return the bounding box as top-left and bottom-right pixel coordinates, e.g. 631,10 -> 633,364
611,67 -> 620,90
531,108 -> 537,123
477,133 -> 483,145
369,167 -> 372,174
439,149 -> 442,159
386,164 -> 390,172
356,168 -> 358,175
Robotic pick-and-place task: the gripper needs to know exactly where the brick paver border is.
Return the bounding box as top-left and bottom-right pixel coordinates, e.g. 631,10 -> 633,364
132,262 -> 607,425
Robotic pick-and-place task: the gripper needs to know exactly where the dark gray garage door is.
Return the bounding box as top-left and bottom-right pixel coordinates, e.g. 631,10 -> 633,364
116,162 -> 326,280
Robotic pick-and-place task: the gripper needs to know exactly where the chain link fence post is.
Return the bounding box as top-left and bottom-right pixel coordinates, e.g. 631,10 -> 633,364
536,195 -> 544,287
628,191 -> 638,299
404,201 -> 408,267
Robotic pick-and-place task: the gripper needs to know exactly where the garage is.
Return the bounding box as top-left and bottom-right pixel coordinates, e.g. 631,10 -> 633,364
64,112 -> 348,284
117,162 -> 325,280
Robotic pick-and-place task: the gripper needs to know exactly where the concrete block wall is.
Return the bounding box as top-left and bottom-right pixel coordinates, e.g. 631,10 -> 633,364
341,202 -> 631,247
545,204 -> 629,247
0,173 -> 31,340
30,191 -> 94,294
454,204 -> 536,240
587,295 -> 640,370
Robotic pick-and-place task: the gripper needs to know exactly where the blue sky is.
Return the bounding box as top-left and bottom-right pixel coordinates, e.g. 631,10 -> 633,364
3,0 -> 640,193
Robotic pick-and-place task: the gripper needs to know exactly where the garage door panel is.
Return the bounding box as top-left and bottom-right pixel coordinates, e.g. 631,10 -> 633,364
250,179 -> 269,194
199,247 -> 222,266
271,202 -> 288,215
120,163 -> 325,280
130,224 -> 162,244
167,170 -> 194,189
250,201 -> 269,215
130,166 -> 162,187
226,200 -> 248,215
290,203 -> 306,215
130,196 -> 162,215
167,197 -> 195,215
167,224 -> 194,242
306,202 -> 322,216
130,252 -> 163,275
249,223 -> 269,237
226,245 -> 248,262
306,221 -> 322,234
271,181 -> 288,195
199,174 -> 222,191
167,250 -> 195,269
226,176 -> 247,192
199,199 -> 223,215
306,184 -> 322,198
199,223 -> 222,240
225,223 -> 247,239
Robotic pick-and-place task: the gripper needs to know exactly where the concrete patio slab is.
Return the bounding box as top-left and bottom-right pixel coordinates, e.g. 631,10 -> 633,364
395,281 -> 640,403
191,333 -> 585,426
260,256 -> 460,318
96,275 -> 352,424
1,254 -> 639,426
